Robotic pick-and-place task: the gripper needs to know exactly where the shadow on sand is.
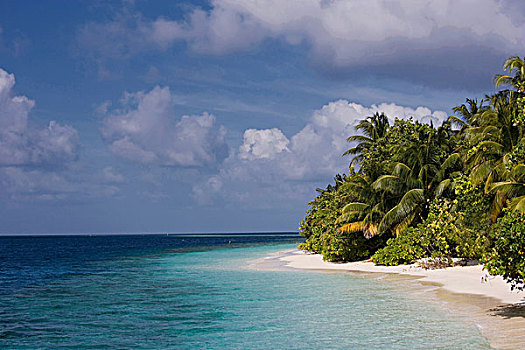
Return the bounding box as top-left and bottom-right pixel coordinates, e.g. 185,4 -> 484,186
489,303 -> 525,319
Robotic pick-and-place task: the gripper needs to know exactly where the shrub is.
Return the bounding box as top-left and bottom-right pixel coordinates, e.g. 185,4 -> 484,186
371,227 -> 426,265
299,228 -> 376,262
317,231 -> 371,262
372,199 -> 488,266
298,227 -> 324,253
484,210 -> 525,291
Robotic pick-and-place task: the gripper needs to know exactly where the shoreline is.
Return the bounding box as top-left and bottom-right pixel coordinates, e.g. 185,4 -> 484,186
271,249 -> 524,304
252,248 -> 525,349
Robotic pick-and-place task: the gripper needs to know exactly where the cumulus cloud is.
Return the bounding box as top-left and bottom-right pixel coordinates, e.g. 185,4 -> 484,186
0,68 -> 79,167
193,100 -> 448,206
100,86 -> 228,167
77,1 -> 525,87
0,69 -> 121,203
239,128 -> 289,160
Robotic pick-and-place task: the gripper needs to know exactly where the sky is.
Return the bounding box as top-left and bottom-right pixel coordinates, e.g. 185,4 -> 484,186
0,0 -> 524,234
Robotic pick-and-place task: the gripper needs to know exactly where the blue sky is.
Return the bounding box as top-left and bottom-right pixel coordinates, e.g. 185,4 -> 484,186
0,0 -> 523,233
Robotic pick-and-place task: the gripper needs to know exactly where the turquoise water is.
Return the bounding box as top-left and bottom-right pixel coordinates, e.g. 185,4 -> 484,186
0,235 -> 491,349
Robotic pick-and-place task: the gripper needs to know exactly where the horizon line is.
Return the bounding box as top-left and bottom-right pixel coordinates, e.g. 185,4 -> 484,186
0,231 -> 300,237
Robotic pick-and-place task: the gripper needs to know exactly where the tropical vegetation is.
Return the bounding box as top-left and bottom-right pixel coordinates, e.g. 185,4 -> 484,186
299,56 -> 525,289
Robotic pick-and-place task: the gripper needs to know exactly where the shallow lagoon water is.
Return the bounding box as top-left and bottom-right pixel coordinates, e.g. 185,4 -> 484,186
0,234 -> 491,349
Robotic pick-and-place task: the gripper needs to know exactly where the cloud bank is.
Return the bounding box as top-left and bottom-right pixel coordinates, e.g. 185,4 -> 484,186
0,68 -> 79,167
150,0 -> 524,57
100,86 -> 228,167
193,100 -> 448,206
0,68 -> 118,202
78,0 -> 525,87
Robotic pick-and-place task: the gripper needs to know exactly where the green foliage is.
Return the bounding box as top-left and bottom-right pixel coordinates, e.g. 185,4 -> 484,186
372,200 -> 454,265
371,227 -> 426,265
299,56 -> 525,290
299,175 -> 348,240
453,175 -> 492,234
316,230 -> 375,262
513,82 -> 525,126
299,225 -> 382,263
484,210 -> 525,290
298,227 -> 324,253
299,175 -> 380,262
507,140 -> 525,169
372,199 -> 491,266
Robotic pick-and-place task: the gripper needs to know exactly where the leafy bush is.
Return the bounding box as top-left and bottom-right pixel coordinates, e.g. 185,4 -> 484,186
484,210 -> 525,290
298,227 -> 324,253
371,227 -> 426,265
299,228 -> 380,262
372,199 -> 489,266
453,175 -> 492,234
298,174 -> 386,262
318,231 -> 371,262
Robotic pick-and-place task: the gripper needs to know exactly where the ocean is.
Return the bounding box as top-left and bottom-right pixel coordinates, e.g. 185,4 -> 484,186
0,234 -> 491,349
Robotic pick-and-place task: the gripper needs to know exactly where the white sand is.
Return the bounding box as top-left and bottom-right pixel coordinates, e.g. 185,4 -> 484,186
276,249 -> 524,305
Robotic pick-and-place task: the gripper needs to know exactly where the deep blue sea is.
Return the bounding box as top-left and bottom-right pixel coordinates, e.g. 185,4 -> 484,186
0,234 -> 492,349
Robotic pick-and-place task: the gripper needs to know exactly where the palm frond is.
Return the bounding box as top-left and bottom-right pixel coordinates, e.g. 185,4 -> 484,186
363,224 -> 378,239
378,189 -> 425,233
476,140 -> 504,155
341,202 -> 369,213
393,212 -> 416,236
338,221 -> 364,234
372,175 -> 400,193
393,188 -> 426,217
494,74 -> 513,88
469,160 -> 495,186
489,190 -> 507,222
509,196 -> 525,214
489,181 -> 525,198
336,212 -> 359,224
346,135 -> 373,143
435,179 -> 454,197
511,164 -> 525,182
392,163 -> 412,178
447,115 -> 468,129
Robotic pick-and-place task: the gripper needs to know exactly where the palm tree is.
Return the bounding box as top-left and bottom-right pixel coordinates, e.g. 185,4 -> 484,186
462,57 -> 525,220
337,122 -> 461,238
336,174 -> 384,238
344,112 -> 389,169
372,162 -> 424,235
449,98 -> 486,131
373,151 -> 462,236
465,91 -> 521,192
494,56 -> 525,90
489,164 -> 525,215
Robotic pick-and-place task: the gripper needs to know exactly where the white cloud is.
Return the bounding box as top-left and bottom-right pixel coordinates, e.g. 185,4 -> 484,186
165,0 -> 524,62
100,86 -> 228,167
239,128 -> 289,160
193,99 -> 448,206
0,68 -> 122,203
0,68 -> 79,167
78,1 -> 525,71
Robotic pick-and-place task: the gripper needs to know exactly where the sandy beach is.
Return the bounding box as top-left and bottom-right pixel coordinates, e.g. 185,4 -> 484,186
253,249 -> 525,349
